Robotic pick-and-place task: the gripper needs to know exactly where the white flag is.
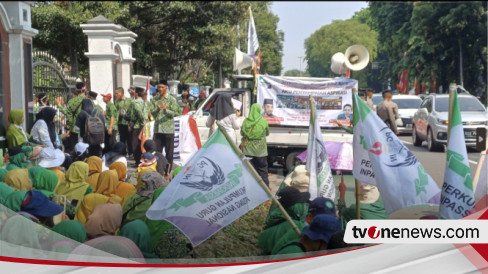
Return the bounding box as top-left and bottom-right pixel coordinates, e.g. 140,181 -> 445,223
439,91 -> 475,219
146,129 -> 269,246
306,97 -> 335,201
352,93 -> 440,214
247,7 -> 259,58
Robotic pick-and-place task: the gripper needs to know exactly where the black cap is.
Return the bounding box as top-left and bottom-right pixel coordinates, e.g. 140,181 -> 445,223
277,186 -> 311,209
263,98 -> 273,105
88,91 -> 98,99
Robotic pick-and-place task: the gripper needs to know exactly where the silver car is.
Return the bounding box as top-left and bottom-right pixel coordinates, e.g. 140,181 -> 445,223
412,94 -> 488,151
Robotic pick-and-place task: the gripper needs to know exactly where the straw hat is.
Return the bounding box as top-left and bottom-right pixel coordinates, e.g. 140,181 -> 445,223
284,165 -> 310,192
359,183 -> 380,204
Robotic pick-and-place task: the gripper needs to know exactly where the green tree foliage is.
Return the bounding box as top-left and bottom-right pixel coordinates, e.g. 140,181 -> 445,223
304,19 -> 378,88
283,69 -> 310,77
32,1 -> 132,79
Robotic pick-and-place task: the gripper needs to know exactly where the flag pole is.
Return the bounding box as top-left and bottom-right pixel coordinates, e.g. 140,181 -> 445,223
352,89 -> 361,220
216,124 -> 302,237
447,83 -> 456,147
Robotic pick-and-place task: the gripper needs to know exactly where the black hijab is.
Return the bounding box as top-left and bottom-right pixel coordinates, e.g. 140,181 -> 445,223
209,94 -> 235,120
104,142 -> 126,167
35,107 -> 57,147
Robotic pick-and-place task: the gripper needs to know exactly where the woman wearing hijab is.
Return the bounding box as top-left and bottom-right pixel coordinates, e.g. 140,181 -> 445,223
85,156 -> 102,189
143,140 -> 168,177
55,161 -> 91,209
50,220 -> 87,254
0,168 -> 8,182
119,219 -> 158,259
3,169 -> 32,190
0,215 -> 46,259
94,170 -> 121,202
206,94 -> 240,144
30,107 -> 63,150
6,146 -> 30,171
4,190 -> 27,212
101,142 -> 127,171
110,162 -> 135,199
68,235 -> 145,263
84,203 -> 123,240
0,182 -> 14,205
75,99 -> 106,157
241,103 -> 270,187
6,109 -> 30,149
121,171 -> 167,226
28,166 -> 59,198
74,193 -> 120,225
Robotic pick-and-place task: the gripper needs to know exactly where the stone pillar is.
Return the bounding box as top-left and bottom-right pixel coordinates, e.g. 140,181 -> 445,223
81,15 -> 137,108
168,80 -> 180,95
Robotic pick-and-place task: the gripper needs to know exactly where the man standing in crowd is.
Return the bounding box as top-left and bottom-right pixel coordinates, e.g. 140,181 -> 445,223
102,93 -> 117,153
65,82 -> 87,154
152,79 -> 181,175
131,87 -> 148,167
193,91 -> 206,110
365,89 -> 375,111
114,87 -> 132,157
376,89 -> 399,135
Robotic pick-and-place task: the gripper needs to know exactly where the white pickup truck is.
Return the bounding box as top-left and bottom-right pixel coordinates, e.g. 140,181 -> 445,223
190,85 -> 353,171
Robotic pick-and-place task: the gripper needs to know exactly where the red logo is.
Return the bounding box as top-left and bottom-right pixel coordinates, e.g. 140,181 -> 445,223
369,142 -> 382,155
368,226 -> 380,239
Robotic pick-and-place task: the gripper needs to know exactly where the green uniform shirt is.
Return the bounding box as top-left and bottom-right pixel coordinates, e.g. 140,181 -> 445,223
66,95 -> 85,133
105,101 -> 118,131
152,93 -> 181,134
132,98 -> 147,129
115,98 -> 132,126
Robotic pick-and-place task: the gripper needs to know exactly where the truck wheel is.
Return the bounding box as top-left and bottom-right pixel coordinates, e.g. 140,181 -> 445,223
285,151 -> 305,172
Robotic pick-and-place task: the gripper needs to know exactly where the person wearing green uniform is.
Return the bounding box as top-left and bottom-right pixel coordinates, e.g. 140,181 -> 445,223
65,82 -> 87,154
131,87 -> 148,166
101,93 -> 118,152
241,103 -> 270,186
151,80 -> 181,172
272,214 -> 342,260
6,109 -> 30,149
114,87 -> 133,157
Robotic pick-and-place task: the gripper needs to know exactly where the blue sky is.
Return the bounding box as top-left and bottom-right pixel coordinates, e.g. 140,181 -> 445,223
271,1 -> 368,75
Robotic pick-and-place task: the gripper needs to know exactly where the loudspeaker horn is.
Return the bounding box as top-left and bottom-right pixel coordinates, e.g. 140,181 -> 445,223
344,45 -> 370,71
330,52 -> 348,75
233,48 -> 254,71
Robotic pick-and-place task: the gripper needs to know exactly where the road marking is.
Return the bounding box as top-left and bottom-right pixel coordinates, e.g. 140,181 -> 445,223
403,141 -> 413,145
469,160 -> 478,165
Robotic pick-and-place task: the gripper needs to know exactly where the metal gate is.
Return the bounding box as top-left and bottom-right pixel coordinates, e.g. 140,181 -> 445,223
31,51 -> 77,131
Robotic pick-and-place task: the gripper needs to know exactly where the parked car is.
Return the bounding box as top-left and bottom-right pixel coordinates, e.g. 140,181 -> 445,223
391,95 -> 423,134
412,93 -> 488,151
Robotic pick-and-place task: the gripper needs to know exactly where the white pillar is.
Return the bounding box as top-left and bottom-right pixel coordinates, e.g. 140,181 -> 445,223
168,80 -> 180,95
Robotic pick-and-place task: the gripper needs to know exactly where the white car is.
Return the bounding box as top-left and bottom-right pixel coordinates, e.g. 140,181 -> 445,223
391,95 -> 423,134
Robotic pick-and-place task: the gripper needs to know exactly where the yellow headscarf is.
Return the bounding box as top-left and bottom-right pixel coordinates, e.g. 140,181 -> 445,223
4,169 -> 31,190
85,156 -> 102,189
95,170 -> 119,197
55,161 -> 90,206
109,162 -> 135,199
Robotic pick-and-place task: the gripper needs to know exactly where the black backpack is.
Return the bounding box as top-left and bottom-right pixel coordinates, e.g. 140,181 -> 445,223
84,110 -> 105,145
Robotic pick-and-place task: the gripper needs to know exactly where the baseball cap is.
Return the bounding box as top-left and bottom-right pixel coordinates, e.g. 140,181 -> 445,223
101,93 -> 112,100
21,190 -> 63,217
308,197 -> 336,216
302,214 -> 341,243
75,142 -> 90,156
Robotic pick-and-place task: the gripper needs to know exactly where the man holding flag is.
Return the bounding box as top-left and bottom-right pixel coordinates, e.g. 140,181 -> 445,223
439,90 -> 475,219
352,92 -> 440,215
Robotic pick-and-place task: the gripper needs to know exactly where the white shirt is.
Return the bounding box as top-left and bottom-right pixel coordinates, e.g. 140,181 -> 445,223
101,155 -> 128,172
206,113 -> 241,144
30,119 -> 60,149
